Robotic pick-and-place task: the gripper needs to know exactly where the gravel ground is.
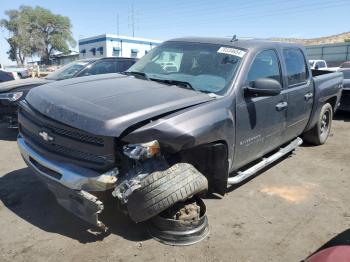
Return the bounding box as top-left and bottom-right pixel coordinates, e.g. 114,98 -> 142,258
0,112 -> 349,262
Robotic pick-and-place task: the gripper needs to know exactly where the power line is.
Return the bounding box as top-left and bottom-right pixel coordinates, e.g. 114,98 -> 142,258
140,0 -> 350,32
139,0 -> 275,13
140,0 -> 304,18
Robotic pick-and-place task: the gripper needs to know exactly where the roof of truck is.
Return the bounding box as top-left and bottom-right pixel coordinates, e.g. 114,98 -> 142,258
167,37 -> 303,50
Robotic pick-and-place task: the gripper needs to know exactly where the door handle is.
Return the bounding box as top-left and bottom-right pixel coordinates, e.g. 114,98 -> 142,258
304,92 -> 313,101
276,101 -> 288,111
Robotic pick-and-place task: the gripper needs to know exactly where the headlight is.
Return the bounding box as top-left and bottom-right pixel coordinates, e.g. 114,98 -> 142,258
0,92 -> 23,102
123,140 -> 160,160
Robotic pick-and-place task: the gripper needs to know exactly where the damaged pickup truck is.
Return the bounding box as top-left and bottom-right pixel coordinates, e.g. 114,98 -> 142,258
17,37 -> 343,229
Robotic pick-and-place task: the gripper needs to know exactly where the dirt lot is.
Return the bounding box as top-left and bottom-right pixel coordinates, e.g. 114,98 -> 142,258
0,113 -> 349,262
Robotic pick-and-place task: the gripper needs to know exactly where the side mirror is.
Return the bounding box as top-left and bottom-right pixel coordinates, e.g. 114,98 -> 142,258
245,78 -> 282,96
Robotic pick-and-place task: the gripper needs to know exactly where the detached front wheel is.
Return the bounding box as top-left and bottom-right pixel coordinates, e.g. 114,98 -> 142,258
303,103 -> 333,145
126,163 -> 208,223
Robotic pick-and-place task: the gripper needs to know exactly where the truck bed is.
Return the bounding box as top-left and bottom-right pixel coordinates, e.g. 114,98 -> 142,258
304,70 -> 343,132
311,69 -> 338,77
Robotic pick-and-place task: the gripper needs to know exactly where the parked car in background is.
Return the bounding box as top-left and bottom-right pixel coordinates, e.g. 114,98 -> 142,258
0,57 -> 138,127
5,66 -> 29,79
17,38 -> 343,228
339,61 -> 350,68
309,60 -> 328,70
0,69 -> 17,83
309,59 -> 340,71
338,68 -> 350,111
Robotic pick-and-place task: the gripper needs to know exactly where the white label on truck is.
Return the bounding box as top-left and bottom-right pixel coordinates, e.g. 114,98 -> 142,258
218,47 -> 246,58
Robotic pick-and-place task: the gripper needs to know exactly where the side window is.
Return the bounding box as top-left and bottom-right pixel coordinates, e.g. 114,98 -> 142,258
247,50 -> 281,84
78,61 -> 117,76
117,60 -> 135,72
152,51 -> 183,73
283,48 -> 309,86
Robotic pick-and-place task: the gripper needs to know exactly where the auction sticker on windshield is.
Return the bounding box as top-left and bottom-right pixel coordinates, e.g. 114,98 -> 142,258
218,47 -> 246,58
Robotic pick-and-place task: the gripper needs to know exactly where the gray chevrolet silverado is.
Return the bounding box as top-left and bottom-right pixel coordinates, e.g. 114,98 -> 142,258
17,37 -> 343,229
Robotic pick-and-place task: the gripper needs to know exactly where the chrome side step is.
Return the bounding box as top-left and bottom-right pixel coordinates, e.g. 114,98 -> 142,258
227,137 -> 303,185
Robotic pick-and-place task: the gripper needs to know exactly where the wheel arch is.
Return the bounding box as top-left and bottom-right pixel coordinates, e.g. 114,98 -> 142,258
325,96 -> 338,112
177,140 -> 229,196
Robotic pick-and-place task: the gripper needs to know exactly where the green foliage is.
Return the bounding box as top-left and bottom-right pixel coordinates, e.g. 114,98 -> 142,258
0,6 -> 76,64
344,38 -> 350,43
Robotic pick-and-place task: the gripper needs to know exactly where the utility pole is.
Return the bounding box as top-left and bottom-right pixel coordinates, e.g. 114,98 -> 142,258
131,4 -> 135,37
117,13 -> 120,36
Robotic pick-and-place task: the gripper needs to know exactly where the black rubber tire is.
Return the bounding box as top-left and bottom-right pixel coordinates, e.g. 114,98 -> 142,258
127,163 -> 208,223
303,103 -> 333,145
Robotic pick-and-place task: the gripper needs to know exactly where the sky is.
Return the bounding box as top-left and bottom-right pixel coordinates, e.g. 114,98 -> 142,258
1,0 -> 350,65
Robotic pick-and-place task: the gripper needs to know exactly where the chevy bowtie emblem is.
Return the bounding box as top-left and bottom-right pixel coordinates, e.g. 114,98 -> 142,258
39,131 -> 54,142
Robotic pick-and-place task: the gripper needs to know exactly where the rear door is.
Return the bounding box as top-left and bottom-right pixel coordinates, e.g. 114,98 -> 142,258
282,48 -> 313,141
234,49 -> 287,168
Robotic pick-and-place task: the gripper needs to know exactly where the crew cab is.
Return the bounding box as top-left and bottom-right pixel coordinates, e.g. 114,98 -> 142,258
17,37 -> 343,228
0,57 -> 137,127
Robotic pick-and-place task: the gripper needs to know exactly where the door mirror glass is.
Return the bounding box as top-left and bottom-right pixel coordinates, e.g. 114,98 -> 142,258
246,78 -> 282,96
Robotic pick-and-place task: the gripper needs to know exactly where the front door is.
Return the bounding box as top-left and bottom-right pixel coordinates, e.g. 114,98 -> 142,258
234,49 -> 287,170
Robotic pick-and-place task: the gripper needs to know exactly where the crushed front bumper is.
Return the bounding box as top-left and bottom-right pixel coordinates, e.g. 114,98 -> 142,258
18,137 -> 118,229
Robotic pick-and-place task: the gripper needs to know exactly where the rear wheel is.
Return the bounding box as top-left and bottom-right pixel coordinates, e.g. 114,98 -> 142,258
303,103 -> 333,145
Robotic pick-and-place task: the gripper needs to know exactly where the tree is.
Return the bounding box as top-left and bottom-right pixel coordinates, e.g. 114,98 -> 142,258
1,6 -> 76,65
0,8 -> 32,64
28,7 -> 77,64
345,39 -> 350,43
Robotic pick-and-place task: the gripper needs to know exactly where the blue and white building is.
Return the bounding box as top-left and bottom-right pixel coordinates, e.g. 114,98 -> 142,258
79,34 -> 162,59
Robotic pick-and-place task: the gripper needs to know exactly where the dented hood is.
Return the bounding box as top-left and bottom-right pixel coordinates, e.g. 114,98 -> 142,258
25,73 -> 214,137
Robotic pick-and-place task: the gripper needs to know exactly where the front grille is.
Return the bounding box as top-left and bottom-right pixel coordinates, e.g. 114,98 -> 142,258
18,101 -> 115,170
21,108 -> 104,146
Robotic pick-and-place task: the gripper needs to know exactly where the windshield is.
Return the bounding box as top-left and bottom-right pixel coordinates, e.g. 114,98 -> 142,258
126,41 -> 244,95
45,60 -> 91,80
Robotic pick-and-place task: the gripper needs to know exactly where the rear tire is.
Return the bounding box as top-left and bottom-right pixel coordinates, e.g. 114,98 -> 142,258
127,163 -> 208,223
303,103 -> 333,145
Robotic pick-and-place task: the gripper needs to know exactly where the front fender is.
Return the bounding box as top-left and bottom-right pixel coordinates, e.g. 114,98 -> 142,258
122,98 -> 235,157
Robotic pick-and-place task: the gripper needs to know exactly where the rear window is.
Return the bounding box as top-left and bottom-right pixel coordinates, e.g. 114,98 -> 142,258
316,61 -> 326,68
283,49 -> 309,86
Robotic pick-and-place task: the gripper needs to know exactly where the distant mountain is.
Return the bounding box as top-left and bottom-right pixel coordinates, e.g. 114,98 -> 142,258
271,31 -> 350,46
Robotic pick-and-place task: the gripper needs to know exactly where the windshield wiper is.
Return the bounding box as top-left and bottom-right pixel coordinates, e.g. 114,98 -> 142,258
150,78 -> 195,91
123,71 -> 149,80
